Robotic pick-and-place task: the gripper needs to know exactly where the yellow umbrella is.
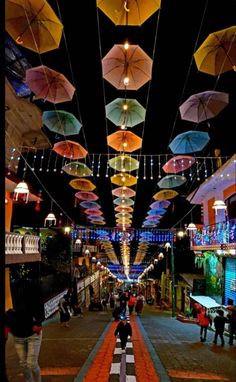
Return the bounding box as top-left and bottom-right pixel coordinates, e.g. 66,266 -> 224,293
107,131 -> 142,152
114,205 -> 134,212
69,178 -> 96,191
6,0 -> 63,54
115,212 -> 132,219
194,26 -> 236,75
111,172 -> 137,186
153,189 -> 178,200
62,162 -> 92,177
97,0 -> 161,26
109,155 -> 139,172
116,218 -> 132,224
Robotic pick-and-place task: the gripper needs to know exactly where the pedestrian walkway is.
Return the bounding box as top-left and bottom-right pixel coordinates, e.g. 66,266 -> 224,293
5,305 -> 236,382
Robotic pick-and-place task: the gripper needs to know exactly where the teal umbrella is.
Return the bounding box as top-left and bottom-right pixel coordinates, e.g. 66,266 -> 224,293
42,110 -> 82,136
169,131 -> 210,154
105,98 -> 146,127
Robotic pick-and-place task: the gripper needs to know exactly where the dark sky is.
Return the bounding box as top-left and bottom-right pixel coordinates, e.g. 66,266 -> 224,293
10,0 -> 236,231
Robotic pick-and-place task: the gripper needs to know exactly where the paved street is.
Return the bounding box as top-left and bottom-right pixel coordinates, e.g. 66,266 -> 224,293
5,305 -> 236,382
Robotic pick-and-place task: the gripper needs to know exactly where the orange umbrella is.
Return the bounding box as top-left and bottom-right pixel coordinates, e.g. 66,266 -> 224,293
53,140 -> 87,159
75,192 -> 98,201
6,0 -> 63,54
110,172 -> 137,186
114,205 -> 133,213
115,212 -> 132,219
107,131 -> 142,152
25,65 -> 75,104
97,0 -> 161,26
116,218 -> 132,224
153,189 -> 179,200
102,44 -> 153,90
162,155 -> 195,174
112,186 -> 136,198
69,178 -> 96,191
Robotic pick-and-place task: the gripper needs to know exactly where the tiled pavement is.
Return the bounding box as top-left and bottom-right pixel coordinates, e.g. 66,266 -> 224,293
5,305 -> 236,382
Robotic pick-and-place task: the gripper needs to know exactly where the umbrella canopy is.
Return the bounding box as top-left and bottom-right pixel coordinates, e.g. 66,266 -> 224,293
153,189 -> 179,200
6,0 -> 63,54
162,155 -> 195,174
62,161 -> 92,177
105,98 -> 146,127
158,174 -> 187,189
109,155 -> 139,171
75,191 -> 98,201
107,131 -> 142,153
88,215 -> 104,221
111,172 -> 137,186
114,205 -> 133,213
112,186 -> 136,198
194,26 -> 236,75
25,65 -> 75,104
69,178 -> 96,191
145,215 -> 161,220
84,208 -> 103,216
97,0 -> 161,26
179,91 -> 229,123
53,140 -> 87,159
102,44 -> 153,90
148,207 -> 166,215
115,212 -> 132,219
116,218 -> 132,224
169,131 -> 210,154
113,197 -> 134,206
151,199 -> 171,208
80,201 -> 101,209
42,110 -> 82,136
90,220 -> 105,225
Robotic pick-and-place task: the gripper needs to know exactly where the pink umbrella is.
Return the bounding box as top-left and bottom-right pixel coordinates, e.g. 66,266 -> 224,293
114,205 -> 134,213
25,65 -> 75,103
75,192 -> 98,201
112,187 -> 136,198
84,208 -> 103,216
102,44 -> 153,90
162,155 -> 195,174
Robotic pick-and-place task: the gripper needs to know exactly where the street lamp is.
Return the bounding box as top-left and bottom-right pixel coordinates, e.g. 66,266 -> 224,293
170,232 -> 176,318
64,226 -> 73,287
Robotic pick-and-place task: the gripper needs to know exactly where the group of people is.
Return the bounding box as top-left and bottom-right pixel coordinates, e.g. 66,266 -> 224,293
112,290 -> 145,321
197,306 -> 236,346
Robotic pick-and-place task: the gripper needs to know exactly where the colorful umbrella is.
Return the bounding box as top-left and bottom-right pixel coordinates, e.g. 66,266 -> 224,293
158,174 -> 187,189
105,98 -> 146,127
53,140 -> 87,159
62,162 -> 92,177
116,218 -> 132,224
115,212 -> 132,219
42,110 -> 82,136
153,189 -> 178,200
107,131 -> 142,153
145,215 -> 161,220
90,220 -> 105,225
6,0 -> 63,54
97,0 -> 161,26
148,207 -> 166,215
102,44 -> 153,90
169,131 -> 210,154
151,199 -> 171,208
87,215 -> 104,221
114,205 -> 133,212
111,172 -> 137,186
75,191 -> 98,201
69,178 -> 96,191
109,155 -> 139,172
113,197 -> 134,206
116,223 -> 131,228
194,26 -> 236,75
80,201 -> 101,209
179,91 -> 229,123
162,155 -> 195,174
84,208 -> 103,216
25,65 -> 75,104
112,186 -> 136,198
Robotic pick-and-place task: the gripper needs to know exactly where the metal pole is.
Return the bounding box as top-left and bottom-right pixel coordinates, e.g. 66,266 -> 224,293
171,232 -> 176,317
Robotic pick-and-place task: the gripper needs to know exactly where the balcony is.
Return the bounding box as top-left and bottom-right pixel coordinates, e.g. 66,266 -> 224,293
5,232 -> 41,265
190,218 -> 236,252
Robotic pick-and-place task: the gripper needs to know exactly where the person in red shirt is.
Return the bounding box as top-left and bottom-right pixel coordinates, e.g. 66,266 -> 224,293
197,308 -> 212,342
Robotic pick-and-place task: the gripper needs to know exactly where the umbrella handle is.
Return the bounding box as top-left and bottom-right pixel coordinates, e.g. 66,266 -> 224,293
16,36 -> 23,44
124,1 -> 130,12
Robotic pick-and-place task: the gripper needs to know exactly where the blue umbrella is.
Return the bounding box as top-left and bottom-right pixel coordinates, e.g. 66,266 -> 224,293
79,201 -> 101,209
157,175 -> 187,189
43,110 -> 82,136
169,130 -> 210,154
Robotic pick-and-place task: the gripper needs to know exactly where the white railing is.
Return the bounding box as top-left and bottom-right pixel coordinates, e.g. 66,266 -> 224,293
5,232 -> 40,256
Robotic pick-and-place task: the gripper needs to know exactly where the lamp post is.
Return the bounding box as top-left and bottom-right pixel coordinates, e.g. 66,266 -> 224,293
170,231 -> 176,318
64,226 -> 73,287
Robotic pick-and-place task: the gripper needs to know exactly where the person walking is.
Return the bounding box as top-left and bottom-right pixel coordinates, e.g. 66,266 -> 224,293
135,292 -> 145,315
5,283 -> 45,382
58,294 -> 72,327
197,309 -> 212,342
114,315 -> 132,353
227,307 -> 236,346
213,309 -> 228,347
128,293 -> 137,315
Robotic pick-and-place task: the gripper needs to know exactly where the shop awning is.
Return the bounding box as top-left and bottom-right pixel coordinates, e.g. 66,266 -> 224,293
190,295 -> 222,309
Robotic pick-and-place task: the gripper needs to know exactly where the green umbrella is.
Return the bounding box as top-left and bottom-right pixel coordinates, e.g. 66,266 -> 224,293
43,110 -> 82,136
105,98 -> 146,127
62,161 -> 92,177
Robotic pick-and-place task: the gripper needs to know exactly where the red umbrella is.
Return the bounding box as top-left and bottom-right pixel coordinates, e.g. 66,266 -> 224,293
162,155 -> 195,174
25,65 -> 75,103
53,140 -> 87,159
75,192 -> 98,201
84,208 -> 103,216
112,186 -> 136,198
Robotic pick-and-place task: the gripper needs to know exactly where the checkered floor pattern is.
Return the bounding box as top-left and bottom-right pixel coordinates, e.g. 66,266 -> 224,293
109,312 -> 136,382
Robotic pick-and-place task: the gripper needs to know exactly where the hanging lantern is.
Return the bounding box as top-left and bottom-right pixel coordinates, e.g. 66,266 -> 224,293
212,200 -> 227,214
13,181 -> 29,203
44,212 -> 57,226
186,222 -> 197,231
